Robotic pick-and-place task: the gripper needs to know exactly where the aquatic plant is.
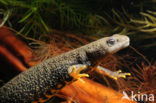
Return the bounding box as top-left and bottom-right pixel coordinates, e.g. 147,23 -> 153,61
0,0 -> 104,38
0,0 -> 154,38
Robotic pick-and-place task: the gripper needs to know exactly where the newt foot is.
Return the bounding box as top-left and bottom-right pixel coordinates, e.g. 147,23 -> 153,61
110,70 -> 131,80
69,65 -> 89,83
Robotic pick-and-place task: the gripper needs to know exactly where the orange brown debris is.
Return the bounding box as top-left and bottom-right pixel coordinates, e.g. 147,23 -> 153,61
0,45 -> 27,72
0,26 -> 32,65
59,78 -> 136,103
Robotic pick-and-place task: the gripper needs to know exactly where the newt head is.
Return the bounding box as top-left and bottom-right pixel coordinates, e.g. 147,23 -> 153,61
102,34 -> 130,54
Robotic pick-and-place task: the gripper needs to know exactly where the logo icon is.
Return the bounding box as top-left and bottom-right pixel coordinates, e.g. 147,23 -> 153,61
122,91 -> 130,100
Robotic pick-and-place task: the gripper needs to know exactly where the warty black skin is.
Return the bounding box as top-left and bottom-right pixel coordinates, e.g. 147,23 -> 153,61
0,34 -> 130,103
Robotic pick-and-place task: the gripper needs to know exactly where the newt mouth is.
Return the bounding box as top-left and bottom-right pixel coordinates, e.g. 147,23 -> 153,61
122,36 -> 130,48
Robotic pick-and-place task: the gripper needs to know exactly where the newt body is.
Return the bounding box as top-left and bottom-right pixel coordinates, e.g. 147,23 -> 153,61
0,34 -> 130,103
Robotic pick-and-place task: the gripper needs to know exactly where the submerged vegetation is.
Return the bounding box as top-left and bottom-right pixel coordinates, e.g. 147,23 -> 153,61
0,1 -> 154,34
0,0 -> 155,53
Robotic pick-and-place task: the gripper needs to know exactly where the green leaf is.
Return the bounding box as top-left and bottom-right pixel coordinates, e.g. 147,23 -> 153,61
18,9 -> 33,23
0,0 -> 8,5
89,18 -> 93,25
39,16 -> 50,32
25,24 -> 33,36
0,9 -> 11,28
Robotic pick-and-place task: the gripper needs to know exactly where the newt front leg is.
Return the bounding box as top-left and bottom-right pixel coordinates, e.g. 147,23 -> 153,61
69,64 -> 131,80
96,66 -> 131,80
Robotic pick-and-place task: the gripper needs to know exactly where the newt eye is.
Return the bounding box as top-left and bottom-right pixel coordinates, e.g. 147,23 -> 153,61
107,38 -> 117,46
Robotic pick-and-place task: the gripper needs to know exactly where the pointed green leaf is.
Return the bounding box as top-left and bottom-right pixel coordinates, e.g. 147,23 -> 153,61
39,16 -> 50,32
18,10 -> 33,23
